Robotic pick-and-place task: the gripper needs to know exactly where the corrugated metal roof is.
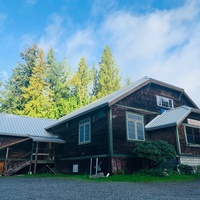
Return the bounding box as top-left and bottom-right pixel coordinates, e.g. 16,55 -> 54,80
46,76 -> 197,129
47,76 -> 187,129
0,113 -> 56,138
145,106 -> 193,131
46,77 -> 149,129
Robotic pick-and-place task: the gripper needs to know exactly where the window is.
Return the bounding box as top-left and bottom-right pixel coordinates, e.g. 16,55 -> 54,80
156,95 -> 174,109
79,118 -> 91,144
185,126 -> 200,145
126,113 -> 145,141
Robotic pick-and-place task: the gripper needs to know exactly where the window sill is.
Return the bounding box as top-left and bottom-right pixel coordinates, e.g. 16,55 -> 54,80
78,141 -> 91,145
187,143 -> 200,148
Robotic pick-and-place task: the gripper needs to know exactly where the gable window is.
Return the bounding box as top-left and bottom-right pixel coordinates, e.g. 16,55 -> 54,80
79,118 -> 91,144
126,112 -> 145,141
185,126 -> 200,145
156,95 -> 174,109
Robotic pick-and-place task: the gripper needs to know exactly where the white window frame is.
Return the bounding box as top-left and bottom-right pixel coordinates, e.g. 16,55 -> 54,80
184,124 -> 200,146
156,95 -> 174,109
79,118 -> 91,144
126,112 -> 145,141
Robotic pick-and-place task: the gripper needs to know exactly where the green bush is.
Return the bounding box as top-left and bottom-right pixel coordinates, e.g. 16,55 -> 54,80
133,140 -> 176,168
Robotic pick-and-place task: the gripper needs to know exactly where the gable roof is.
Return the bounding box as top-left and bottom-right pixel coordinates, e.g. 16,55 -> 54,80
145,105 -> 200,131
46,76 -> 198,129
0,113 -> 65,143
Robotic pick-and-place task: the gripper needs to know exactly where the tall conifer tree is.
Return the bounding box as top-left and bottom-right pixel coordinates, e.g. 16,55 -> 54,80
46,48 -> 76,118
19,49 -> 54,118
1,44 -> 39,113
70,57 -> 93,107
93,45 -> 121,99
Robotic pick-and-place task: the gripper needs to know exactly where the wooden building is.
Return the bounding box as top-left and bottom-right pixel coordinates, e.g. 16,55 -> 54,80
0,114 -> 65,175
1,77 -> 200,175
46,77 -> 200,174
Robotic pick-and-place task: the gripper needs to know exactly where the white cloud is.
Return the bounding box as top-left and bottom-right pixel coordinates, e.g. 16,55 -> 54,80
39,14 -> 65,54
37,0 -> 200,106
62,28 -> 96,68
98,0 -> 200,106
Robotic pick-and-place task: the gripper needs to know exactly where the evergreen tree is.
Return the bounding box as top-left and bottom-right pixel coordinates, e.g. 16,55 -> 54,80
46,48 -> 76,118
1,44 -> 39,113
93,45 -> 121,99
19,49 -> 54,118
70,57 -> 93,107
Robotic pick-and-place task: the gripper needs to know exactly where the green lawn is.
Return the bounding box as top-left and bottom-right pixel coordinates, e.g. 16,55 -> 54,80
8,172 -> 200,183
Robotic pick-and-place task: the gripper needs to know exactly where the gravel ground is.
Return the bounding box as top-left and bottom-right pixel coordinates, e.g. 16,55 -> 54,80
0,177 -> 200,200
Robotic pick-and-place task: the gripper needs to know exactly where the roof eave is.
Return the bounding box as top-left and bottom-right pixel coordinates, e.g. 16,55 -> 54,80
145,122 -> 177,131
46,102 -> 109,130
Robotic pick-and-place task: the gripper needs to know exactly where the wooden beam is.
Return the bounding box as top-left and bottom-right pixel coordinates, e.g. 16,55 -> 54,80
0,138 -> 30,149
33,142 -> 39,174
29,141 -> 34,174
3,147 -> 9,175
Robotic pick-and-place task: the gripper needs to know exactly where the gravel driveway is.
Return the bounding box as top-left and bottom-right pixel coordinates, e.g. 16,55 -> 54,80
0,177 -> 200,200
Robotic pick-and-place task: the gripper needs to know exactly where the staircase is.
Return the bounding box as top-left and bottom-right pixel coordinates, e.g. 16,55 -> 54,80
4,161 -> 31,176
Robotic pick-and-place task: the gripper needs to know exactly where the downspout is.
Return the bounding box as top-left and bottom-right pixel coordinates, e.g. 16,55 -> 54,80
108,107 -> 113,173
175,126 -> 181,163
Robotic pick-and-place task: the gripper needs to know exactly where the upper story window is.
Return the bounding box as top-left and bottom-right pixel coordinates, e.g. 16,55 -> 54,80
79,118 -> 91,144
126,112 -> 145,141
156,95 -> 174,109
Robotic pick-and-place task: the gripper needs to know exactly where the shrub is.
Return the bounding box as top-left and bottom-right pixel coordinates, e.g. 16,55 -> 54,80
133,140 -> 176,168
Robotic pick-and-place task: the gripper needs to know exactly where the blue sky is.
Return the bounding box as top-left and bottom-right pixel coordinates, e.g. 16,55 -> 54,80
0,0 -> 200,106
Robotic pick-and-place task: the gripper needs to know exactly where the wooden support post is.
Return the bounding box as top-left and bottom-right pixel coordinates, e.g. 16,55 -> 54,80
33,142 -> 39,174
90,158 -> 92,176
4,147 -> 9,174
95,158 -> 98,174
29,141 -> 34,174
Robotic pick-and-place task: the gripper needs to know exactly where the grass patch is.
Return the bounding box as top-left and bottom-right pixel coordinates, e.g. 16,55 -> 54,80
3,172 -> 200,183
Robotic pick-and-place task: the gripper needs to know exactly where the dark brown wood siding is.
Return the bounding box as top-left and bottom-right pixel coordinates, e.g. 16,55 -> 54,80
112,105 -> 156,154
52,108 -> 109,159
111,83 -> 192,155
117,83 -> 196,113
148,127 -> 177,151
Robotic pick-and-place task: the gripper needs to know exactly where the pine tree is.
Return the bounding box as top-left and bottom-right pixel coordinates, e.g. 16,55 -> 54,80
46,48 -> 75,118
1,44 -> 39,113
93,45 -> 121,99
70,57 -> 93,107
19,49 -> 54,118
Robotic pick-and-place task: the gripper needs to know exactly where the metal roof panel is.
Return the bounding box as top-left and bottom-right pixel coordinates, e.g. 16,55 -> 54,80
145,106 -> 192,131
0,113 -> 56,137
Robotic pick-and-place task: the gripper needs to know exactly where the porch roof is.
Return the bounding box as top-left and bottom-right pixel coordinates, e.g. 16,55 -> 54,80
30,136 -> 65,144
0,113 -> 56,138
145,106 -> 200,131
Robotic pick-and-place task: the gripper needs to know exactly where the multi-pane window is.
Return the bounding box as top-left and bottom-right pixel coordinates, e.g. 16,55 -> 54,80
126,113 -> 145,141
79,118 -> 91,144
156,95 -> 174,109
185,126 -> 200,145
